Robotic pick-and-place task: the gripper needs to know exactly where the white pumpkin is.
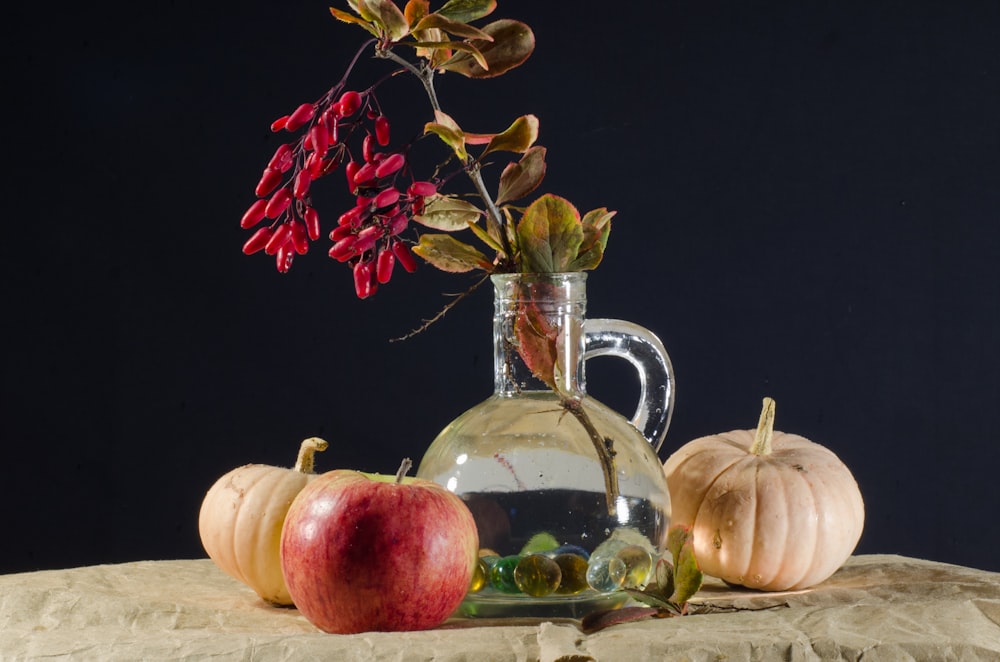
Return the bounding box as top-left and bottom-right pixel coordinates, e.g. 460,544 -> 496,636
663,398 -> 864,591
198,437 -> 327,605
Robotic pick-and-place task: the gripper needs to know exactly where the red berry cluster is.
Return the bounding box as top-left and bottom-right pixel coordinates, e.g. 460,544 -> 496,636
240,88 -> 437,298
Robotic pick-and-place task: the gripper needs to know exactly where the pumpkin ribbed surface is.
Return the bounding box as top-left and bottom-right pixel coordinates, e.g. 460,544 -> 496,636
664,408 -> 864,591
198,438 -> 327,605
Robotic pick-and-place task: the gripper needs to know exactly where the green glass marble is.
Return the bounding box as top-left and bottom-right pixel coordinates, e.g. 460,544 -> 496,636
615,544 -> 653,589
553,553 -> 590,595
513,554 -> 562,597
490,555 -> 522,594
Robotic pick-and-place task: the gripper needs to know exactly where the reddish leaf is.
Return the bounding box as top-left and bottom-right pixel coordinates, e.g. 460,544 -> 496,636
580,606 -> 674,634
437,19 -> 534,79
403,0 -> 429,26
496,146 -> 546,205
513,293 -> 559,390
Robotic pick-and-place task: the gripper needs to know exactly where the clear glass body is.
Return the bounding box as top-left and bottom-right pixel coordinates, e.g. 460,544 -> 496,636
416,273 -> 675,618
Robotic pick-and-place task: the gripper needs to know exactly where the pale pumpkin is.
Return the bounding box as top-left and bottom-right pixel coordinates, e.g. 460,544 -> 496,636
663,398 -> 864,591
198,437 -> 328,605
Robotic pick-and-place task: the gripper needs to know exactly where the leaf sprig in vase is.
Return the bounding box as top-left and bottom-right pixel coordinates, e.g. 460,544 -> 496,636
239,1 -> 624,511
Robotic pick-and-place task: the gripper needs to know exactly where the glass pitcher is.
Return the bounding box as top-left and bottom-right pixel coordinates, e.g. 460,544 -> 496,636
416,272 -> 675,618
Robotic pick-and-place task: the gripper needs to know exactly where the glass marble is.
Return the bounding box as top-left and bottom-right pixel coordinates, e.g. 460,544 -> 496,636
615,544 -> 653,588
553,553 -> 590,595
551,544 -> 590,560
586,536 -> 630,592
468,557 -> 491,593
490,555 -> 522,594
586,554 -> 626,592
514,554 -> 562,597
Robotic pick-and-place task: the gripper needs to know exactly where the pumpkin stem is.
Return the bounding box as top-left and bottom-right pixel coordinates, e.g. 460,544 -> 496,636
395,457 -> 413,484
293,437 -> 329,474
749,397 -> 776,456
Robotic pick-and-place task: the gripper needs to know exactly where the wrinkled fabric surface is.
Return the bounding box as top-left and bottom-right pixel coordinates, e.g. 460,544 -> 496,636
1,555 -> 998,661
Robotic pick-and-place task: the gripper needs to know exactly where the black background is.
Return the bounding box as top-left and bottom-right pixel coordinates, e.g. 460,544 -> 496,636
4,1 -> 998,575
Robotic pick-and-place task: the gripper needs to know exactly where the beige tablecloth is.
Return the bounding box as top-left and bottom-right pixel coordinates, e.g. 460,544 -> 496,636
1,555 -> 998,661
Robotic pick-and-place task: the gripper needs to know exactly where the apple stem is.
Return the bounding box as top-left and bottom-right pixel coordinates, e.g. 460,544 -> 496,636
395,457 -> 413,483
749,397 -> 776,456
293,437 -> 329,474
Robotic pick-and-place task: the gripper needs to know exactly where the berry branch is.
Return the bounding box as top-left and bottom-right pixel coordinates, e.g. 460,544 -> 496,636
237,0 -> 623,513
239,0 -> 613,298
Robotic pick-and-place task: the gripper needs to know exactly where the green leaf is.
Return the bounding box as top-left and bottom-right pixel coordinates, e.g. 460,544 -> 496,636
423,110 -> 467,160
412,13 -> 493,40
516,194 -> 583,273
436,0 -> 497,24
653,557 -> 675,601
359,0 -> 410,41
666,524 -> 692,562
666,525 -> 703,606
437,19 -> 534,79
329,7 -> 382,36
407,40 -> 488,71
581,207 -> 615,236
353,0 -> 377,21
413,195 -> 483,231
482,114 -> 539,157
669,543 -> 703,606
412,234 -> 492,272
567,208 -> 614,271
496,146 -> 546,205
567,242 -> 604,271
466,218 -> 506,255
501,206 -> 519,256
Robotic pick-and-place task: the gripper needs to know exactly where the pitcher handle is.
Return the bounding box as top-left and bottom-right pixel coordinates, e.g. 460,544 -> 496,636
583,319 -> 675,453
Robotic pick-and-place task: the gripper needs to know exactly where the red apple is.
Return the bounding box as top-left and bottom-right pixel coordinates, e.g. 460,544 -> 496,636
279,459 -> 479,633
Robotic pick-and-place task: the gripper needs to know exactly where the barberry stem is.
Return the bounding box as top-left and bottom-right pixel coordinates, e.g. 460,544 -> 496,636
331,39 -> 379,103
467,163 -> 514,268
561,398 -> 619,517
377,46 -> 514,266
376,48 -> 441,113
390,272 -> 492,342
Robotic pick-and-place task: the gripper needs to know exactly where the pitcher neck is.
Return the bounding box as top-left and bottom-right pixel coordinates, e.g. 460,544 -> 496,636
492,272 -> 588,397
